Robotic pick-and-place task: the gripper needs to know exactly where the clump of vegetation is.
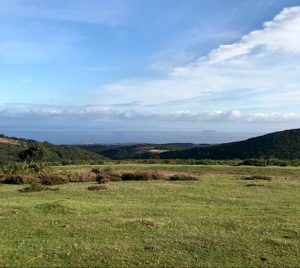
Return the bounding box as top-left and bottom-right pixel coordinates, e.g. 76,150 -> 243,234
91,168 -> 101,174
0,163 -> 31,175
241,175 -> 272,181
2,175 -> 37,185
169,173 -> 199,181
0,162 -> 49,177
245,183 -> 265,187
121,170 -> 166,181
18,145 -> 46,163
38,173 -> 68,185
95,168 -> 121,183
67,172 -> 96,183
19,183 -> 59,193
87,185 -> 108,191
147,170 -> 166,180
240,159 -> 292,167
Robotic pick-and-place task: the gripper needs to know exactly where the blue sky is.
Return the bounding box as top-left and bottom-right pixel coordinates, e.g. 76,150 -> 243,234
1,0 -> 300,143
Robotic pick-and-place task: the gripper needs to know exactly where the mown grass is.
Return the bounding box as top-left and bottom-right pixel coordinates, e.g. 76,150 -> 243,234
0,164 -> 300,267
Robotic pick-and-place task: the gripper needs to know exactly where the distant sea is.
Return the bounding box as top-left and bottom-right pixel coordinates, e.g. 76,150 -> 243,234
1,130 -> 261,145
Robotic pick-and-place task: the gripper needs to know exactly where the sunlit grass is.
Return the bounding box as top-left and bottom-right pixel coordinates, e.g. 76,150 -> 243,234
1,165 -> 299,267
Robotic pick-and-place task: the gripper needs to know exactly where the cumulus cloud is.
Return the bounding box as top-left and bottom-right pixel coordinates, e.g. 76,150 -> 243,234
93,6 -> 300,110
206,7 -> 300,63
0,105 -> 299,124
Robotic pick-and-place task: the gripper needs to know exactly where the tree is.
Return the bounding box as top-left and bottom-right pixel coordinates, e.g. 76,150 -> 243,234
18,145 -> 46,163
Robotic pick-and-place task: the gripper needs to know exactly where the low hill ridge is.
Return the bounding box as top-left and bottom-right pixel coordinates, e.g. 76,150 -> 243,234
0,134 -> 105,162
160,128 -> 300,160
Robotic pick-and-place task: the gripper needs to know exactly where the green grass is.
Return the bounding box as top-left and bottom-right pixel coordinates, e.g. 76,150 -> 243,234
1,164 -> 300,267
53,163 -> 300,178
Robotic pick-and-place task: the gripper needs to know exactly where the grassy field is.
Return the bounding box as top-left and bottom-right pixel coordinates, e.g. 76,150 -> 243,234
53,163 -> 300,178
1,164 -> 300,267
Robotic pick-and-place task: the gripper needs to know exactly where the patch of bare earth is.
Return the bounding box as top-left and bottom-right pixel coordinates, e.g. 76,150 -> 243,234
0,137 -> 20,145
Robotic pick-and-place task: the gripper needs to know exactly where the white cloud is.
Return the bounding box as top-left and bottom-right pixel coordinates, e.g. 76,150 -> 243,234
206,6 -> 300,63
93,6 -> 300,111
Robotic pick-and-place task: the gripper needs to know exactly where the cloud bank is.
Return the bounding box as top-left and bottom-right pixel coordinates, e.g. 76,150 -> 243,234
1,105 -> 299,124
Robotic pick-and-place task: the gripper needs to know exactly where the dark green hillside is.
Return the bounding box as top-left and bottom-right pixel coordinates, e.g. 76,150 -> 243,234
161,129 -> 300,160
78,143 -> 200,160
0,135 -> 105,162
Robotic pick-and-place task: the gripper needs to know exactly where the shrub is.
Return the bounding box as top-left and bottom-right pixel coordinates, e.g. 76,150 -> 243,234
3,175 -> 24,184
91,168 -> 101,174
0,163 -> 30,175
92,167 -> 112,174
2,175 -> 37,185
38,173 -> 68,185
96,170 -> 121,183
147,170 -> 166,180
87,185 -> 108,191
67,172 -> 96,183
28,163 -> 48,173
121,171 -> 149,181
241,175 -> 272,181
121,171 -> 166,181
169,173 -> 199,181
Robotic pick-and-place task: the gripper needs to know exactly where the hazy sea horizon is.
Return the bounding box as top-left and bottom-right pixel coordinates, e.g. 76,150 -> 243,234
0,129 -> 262,145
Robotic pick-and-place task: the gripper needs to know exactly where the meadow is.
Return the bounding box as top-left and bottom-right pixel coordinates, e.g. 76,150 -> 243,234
1,164 -> 300,267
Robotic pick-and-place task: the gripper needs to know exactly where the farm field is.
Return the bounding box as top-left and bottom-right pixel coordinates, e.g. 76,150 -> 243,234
1,164 -> 300,267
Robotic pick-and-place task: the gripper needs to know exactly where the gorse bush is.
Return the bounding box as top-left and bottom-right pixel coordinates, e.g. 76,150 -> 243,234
92,167 -> 120,183
147,170 -> 166,180
121,171 -> 166,181
38,173 -> 68,185
96,170 -> 121,183
91,168 -> 101,174
67,172 -> 96,183
2,175 -> 37,185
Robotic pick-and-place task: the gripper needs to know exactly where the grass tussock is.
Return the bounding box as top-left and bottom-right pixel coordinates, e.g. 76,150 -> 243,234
245,183 -> 265,187
87,185 -> 108,191
35,202 -> 73,214
121,170 -> 166,181
169,173 -> 199,181
241,175 -> 272,181
19,183 -> 59,193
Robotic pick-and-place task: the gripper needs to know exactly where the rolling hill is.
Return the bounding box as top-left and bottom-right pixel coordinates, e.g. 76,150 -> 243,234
2,128 -> 300,162
77,143 -> 203,160
0,134 -> 105,162
160,128 -> 300,160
